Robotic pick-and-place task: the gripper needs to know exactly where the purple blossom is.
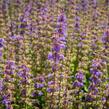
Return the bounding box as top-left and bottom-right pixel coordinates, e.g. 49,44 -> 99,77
2,95 -> 11,105
102,30 -> 109,43
56,12 -> 67,37
0,51 -> 2,57
0,38 -> 5,48
88,84 -> 96,91
46,88 -> 54,93
93,71 -> 102,77
59,37 -> 66,42
21,89 -> 26,96
38,91 -> 43,96
74,14 -> 80,31
0,79 -> 4,91
52,65 -> 58,72
74,22 -> 80,29
86,95 -> 94,102
19,79 -> 29,85
90,69 -> 102,77
81,0 -> 89,11
91,59 -> 102,68
75,72 -> 84,81
48,52 -> 53,60
38,76 -> 45,82
102,97 -> 106,102
90,76 -> 101,84
48,81 -> 55,85
48,52 -> 64,64
73,81 -> 84,87
52,44 -> 61,52
47,73 -> 54,78
34,83 -> 44,88
32,92 -> 36,97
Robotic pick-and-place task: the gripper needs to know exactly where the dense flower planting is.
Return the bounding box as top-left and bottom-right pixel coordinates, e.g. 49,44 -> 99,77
0,0 -> 109,109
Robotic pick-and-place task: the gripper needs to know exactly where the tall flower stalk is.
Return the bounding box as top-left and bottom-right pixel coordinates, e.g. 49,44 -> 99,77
48,10 -> 67,108
2,60 -> 16,109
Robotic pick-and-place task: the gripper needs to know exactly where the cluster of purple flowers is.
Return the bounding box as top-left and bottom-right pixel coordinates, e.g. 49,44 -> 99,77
48,11 -> 67,67
33,75 -> 45,96
102,29 -> 109,44
46,73 -> 55,93
73,71 -> 84,88
17,65 -> 31,96
47,11 -> 67,108
2,94 -> 12,109
81,0 -> 89,11
2,60 -> 16,109
87,58 -> 102,101
0,0 -> 109,109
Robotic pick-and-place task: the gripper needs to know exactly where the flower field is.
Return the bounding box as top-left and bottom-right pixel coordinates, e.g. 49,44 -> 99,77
0,0 -> 109,109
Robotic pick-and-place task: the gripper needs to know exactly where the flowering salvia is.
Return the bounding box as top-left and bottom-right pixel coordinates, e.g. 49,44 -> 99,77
0,0 -> 109,109
47,10 -> 67,108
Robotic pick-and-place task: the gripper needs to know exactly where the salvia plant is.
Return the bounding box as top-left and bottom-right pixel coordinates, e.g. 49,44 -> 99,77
0,0 -> 109,109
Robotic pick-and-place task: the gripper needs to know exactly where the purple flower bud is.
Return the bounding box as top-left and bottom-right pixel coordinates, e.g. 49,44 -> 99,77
48,81 -> 55,85
0,38 -> 5,48
32,92 -> 37,97
102,97 -> 106,102
59,37 -> 66,42
52,65 -> 58,72
94,71 -> 102,77
48,52 -> 53,60
73,81 -> 84,87
88,84 -> 96,91
0,79 -> 3,91
2,95 -> 11,105
21,89 -> 26,96
90,76 -> 101,84
52,44 -> 61,52
81,0 -> 89,11
0,51 -> 2,57
86,95 -> 93,102
46,88 -> 54,93
47,73 -> 54,78
93,88 -> 98,95
74,22 -> 80,28
102,30 -> 109,43
38,76 -> 45,82
92,59 -> 102,68
59,54 -> 64,60
34,83 -> 44,88
75,72 -> 84,81
38,91 -> 43,96
75,16 -> 80,21
57,13 -> 66,23
19,79 -> 28,84
90,69 -> 102,77
10,35 -> 17,40
60,44 -> 65,49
